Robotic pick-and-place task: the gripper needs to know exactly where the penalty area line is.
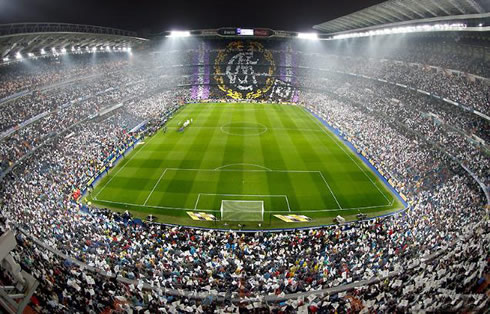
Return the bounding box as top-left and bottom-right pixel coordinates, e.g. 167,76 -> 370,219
143,168 -> 168,206
316,171 -> 342,209
93,199 -> 216,212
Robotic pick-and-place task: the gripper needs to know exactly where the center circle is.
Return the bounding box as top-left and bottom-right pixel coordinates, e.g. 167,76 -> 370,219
220,122 -> 268,136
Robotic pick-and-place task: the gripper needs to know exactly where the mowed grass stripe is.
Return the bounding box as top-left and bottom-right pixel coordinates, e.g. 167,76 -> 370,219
253,105 -> 314,212
215,104 -> 245,212
87,103 -> 404,229
94,131 -> 168,203
147,105 -> 223,209
280,106 -> 351,210
266,106 -> 338,211
301,107 -> 394,205
186,105 -> 229,211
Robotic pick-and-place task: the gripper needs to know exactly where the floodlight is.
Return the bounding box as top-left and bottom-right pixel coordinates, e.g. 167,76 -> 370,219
40,48 -> 46,55
297,32 -> 319,40
168,30 -> 191,37
479,23 -> 483,27
91,47 -> 97,52
15,52 -> 22,59
27,52 -> 34,57
51,47 -> 56,52
61,48 -> 67,53
71,46 -> 75,52
331,23 -> 466,40
3,57 -> 9,62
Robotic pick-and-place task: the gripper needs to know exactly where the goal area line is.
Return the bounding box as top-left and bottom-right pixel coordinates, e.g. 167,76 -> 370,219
196,193 -> 291,212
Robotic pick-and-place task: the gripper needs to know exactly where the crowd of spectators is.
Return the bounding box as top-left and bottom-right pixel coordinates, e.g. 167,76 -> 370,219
298,53 -> 489,115
303,74 -> 489,187
0,61 -> 186,175
0,54 -> 133,101
0,45 -> 488,312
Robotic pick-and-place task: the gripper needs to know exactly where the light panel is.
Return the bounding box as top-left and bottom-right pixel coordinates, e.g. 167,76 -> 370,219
297,32 -> 319,40
168,30 -> 191,38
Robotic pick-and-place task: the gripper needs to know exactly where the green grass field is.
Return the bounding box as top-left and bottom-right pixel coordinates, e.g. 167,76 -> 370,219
86,103 -> 404,229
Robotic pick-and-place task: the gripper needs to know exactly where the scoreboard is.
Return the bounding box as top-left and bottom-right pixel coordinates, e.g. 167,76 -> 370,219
217,28 -> 274,37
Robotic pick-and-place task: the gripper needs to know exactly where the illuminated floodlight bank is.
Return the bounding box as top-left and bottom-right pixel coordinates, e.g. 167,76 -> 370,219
297,32 -> 319,40
15,52 -> 22,59
168,30 -> 191,38
332,23 -> 467,40
3,57 -> 9,62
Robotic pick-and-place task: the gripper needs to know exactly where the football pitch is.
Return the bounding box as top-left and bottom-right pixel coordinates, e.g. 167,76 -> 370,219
86,103 -> 405,229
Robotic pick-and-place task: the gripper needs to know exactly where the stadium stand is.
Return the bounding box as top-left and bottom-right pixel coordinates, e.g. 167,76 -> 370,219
0,4 -> 489,312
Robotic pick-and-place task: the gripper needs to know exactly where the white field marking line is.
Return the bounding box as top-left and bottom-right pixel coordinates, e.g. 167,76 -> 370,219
304,109 -> 393,205
220,125 -> 268,137
214,163 -> 273,171
99,167 -> 392,213
221,200 -> 266,202
94,199 -> 216,212
269,203 -> 398,213
93,135 -> 156,199
165,167 -> 317,173
389,197 -> 395,206
163,168 -> 364,211
94,198 -> 396,213
196,193 -> 291,212
143,168 -> 169,206
316,171 -> 343,209
194,193 -> 201,210
284,195 -> 291,212
173,125 -> 322,132
198,193 -> 291,197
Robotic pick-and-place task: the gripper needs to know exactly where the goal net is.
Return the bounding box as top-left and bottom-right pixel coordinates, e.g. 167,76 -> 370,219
220,200 -> 264,222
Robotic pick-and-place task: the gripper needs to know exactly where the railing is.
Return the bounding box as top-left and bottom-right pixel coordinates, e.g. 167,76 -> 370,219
0,23 -> 139,37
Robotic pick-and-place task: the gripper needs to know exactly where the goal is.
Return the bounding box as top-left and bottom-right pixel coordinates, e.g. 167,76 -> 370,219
220,200 -> 264,222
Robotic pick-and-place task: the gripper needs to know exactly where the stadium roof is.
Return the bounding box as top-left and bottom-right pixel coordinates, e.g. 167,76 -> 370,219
0,23 -> 148,59
313,0 -> 490,34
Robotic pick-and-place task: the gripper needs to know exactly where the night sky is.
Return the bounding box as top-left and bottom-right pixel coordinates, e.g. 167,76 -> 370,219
0,0 -> 386,34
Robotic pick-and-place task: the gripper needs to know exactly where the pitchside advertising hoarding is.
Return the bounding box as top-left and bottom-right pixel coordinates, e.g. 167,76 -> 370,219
191,40 -> 299,102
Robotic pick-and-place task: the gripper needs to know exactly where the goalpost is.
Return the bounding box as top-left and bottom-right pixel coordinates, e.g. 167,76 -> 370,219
220,200 -> 264,222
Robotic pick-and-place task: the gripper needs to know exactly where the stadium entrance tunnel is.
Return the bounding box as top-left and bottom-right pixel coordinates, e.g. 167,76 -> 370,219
220,122 -> 267,136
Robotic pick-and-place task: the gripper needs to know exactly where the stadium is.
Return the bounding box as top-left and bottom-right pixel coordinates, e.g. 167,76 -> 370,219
0,0 -> 488,312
